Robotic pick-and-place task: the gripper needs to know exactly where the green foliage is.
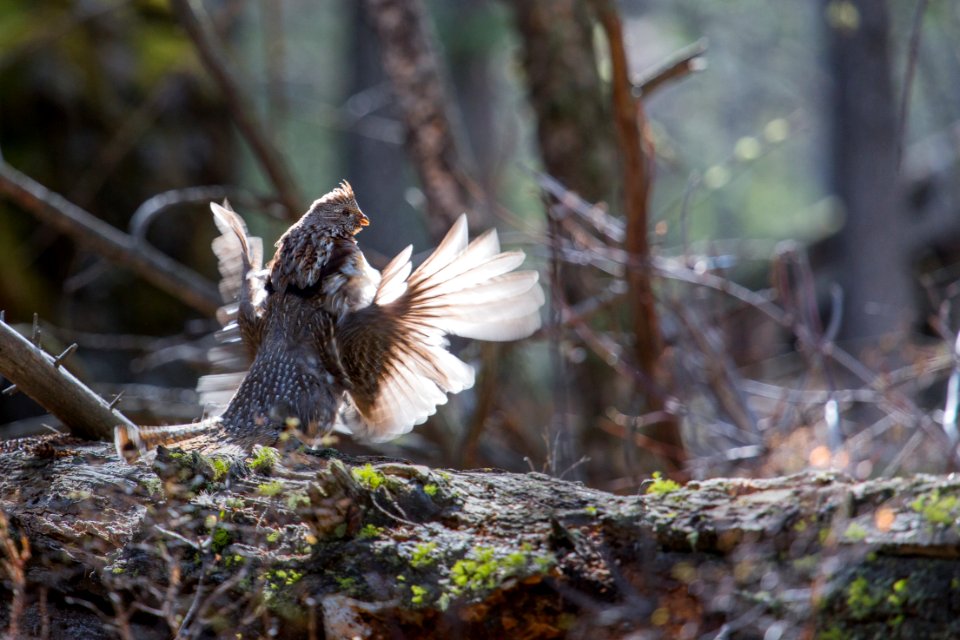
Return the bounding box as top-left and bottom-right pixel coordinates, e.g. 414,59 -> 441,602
447,545 -> 555,598
351,464 -> 385,491
269,569 -> 303,587
911,490 -> 959,526
410,542 -> 438,568
846,576 -> 878,619
646,472 -> 682,495
845,575 -> 911,625
249,447 -> 280,472
257,480 -> 285,497
138,476 -> 163,496
336,576 -> 358,592
211,527 -> 233,553
209,457 -> 230,482
887,578 -> 908,608
423,483 -> 438,497
285,492 -> 310,510
842,522 -> 868,542
358,524 -> 384,540
410,584 -> 428,605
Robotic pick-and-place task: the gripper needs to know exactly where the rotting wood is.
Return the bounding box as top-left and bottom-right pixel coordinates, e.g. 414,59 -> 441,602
0,436 -> 958,638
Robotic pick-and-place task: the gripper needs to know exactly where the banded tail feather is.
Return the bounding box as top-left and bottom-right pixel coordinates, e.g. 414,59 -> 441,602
114,420 -> 220,463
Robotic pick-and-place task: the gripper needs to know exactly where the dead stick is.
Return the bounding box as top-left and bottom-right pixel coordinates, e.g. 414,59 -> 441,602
591,0 -> 686,471
634,39 -> 707,97
0,319 -> 136,441
0,161 -> 220,316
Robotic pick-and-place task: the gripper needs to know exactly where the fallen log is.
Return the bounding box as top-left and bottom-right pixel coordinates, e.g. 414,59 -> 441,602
0,435 -> 958,639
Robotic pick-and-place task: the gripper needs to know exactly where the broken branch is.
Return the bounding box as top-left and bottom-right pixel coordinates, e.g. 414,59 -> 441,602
0,318 -> 136,441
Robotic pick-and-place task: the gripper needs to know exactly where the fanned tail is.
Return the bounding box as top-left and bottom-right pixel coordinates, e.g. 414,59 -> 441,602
339,214 -> 544,441
200,203 -> 268,416
210,201 -> 263,310
114,420 -> 221,463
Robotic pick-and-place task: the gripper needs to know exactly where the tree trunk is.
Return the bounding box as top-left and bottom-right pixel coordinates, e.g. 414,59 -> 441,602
824,0 -> 912,339
1,435 -> 958,638
362,0 -> 474,240
509,0 -> 618,203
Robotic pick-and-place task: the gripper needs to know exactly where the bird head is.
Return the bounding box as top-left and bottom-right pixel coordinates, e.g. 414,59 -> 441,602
269,180 -> 370,291
299,180 -> 369,237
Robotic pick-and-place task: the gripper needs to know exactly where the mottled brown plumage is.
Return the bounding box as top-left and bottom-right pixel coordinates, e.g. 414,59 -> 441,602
116,182 -> 543,461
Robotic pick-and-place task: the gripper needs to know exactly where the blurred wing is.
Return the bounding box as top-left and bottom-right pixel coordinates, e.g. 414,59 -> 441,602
199,201 -> 268,414
337,214 -> 544,441
211,201 -> 263,316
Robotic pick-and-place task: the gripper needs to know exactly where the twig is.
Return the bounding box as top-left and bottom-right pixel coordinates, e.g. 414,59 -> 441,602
108,391 -> 124,411
170,0 -> 303,219
545,197 -> 575,477
667,301 -> 759,438
154,525 -> 201,550
260,0 -> 288,126
129,185 -> 243,239
459,343 -> 500,468
531,281 -> 627,340
0,510 -> 30,640
634,39 -> 707,98
52,343 -> 79,368
0,160 -> 221,316
0,318 -> 137,440
177,557 -> 207,634
897,0 -> 929,167
531,170 -> 624,243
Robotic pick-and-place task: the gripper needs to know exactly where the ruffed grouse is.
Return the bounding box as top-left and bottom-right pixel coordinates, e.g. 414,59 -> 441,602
115,182 -> 544,461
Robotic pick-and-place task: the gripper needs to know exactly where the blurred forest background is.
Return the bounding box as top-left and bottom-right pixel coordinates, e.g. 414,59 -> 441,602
1,0 -> 959,491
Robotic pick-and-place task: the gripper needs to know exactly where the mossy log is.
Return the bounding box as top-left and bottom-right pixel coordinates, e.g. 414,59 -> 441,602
0,435 -> 958,639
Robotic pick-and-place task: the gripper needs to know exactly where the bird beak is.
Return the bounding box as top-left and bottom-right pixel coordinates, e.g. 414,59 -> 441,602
359,213 -> 370,227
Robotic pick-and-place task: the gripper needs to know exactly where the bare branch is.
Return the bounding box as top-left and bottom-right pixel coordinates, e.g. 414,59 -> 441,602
589,0 -> 685,471
897,0 -> 929,167
129,185 -> 241,240
634,39 -> 708,98
0,318 -> 136,441
0,160 -> 221,316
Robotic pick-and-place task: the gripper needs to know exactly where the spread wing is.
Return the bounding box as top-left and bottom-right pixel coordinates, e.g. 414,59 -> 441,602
336,214 -> 544,441
197,202 -> 268,413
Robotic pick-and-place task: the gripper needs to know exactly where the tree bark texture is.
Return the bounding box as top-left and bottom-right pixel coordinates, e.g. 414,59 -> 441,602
362,0 -> 474,241
0,321 -> 134,441
509,0 -> 618,204
824,0 -> 913,339
0,436 -> 959,638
